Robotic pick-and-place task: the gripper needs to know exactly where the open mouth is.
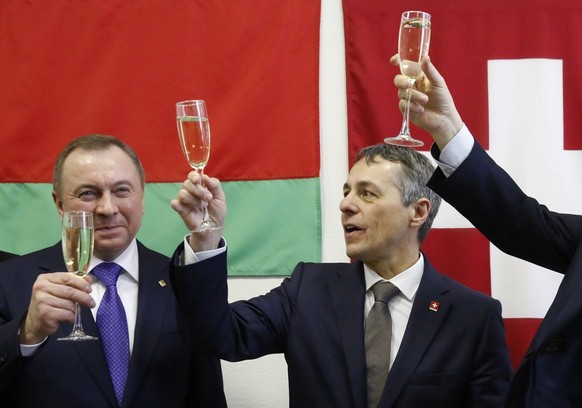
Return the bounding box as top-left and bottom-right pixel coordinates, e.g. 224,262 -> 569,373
344,224 -> 363,234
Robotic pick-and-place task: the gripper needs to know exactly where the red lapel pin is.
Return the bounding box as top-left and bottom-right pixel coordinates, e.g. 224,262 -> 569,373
429,300 -> 440,312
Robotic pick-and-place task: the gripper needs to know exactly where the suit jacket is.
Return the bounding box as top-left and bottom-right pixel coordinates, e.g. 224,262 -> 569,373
171,245 -> 512,408
0,242 -> 226,408
0,250 -> 17,262
428,141 -> 582,408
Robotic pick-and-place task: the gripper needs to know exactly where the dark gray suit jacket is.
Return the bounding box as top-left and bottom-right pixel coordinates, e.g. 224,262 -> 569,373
171,245 -> 512,407
0,242 -> 226,408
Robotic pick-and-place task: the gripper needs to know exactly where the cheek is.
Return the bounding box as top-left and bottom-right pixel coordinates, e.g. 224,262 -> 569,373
120,199 -> 144,226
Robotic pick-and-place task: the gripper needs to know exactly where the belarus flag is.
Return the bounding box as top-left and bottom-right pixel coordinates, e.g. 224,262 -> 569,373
0,0 -> 321,277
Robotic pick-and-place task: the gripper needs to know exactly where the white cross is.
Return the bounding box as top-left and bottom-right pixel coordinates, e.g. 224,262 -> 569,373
433,59 -> 582,318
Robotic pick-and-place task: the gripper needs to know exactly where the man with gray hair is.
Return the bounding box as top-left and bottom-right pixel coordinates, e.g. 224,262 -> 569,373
170,143 -> 512,407
0,134 -> 226,408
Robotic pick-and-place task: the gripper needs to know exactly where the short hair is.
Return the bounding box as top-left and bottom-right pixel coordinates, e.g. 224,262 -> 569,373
355,143 -> 441,243
53,134 -> 145,197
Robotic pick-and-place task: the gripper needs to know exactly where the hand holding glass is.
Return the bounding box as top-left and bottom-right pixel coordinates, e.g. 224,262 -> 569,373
58,210 -> 97,341
385,11 -> 431,147
176,100 -> 221,232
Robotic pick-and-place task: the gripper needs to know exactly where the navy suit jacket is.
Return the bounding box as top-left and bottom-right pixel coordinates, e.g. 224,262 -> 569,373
429,142 -> 582,408
171,245 -> 512,407
0,242 -> 226,408
0,251 -> 17,262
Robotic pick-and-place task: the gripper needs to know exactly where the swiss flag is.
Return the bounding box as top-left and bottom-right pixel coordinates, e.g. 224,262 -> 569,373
342,0 -> 582,369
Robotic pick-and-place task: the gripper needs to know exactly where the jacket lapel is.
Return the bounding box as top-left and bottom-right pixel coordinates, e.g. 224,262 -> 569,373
380,260 -> 450,407
43,243 -> 118,406
330,261 -> 368,408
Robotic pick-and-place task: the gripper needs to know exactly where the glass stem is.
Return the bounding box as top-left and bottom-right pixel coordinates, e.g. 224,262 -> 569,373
198,168 -> 211,223
398,86 -> 414,138
71,302 -> 84,334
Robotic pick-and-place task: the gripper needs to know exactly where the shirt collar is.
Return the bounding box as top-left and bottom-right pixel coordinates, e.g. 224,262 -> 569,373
89,239 -> 139,283
364,253 -> 424,302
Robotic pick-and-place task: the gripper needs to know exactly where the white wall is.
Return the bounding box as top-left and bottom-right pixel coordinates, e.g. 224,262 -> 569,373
221,0 -> 349,406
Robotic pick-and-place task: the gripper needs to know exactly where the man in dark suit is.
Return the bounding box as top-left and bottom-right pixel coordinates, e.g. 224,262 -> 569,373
169,144 -> 512,407
0,135 -> 226,408
392,54 -> 581,407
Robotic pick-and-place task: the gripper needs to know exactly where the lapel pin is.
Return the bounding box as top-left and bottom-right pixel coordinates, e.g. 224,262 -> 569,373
429,300 -> 440,312
158,280 -> 167,287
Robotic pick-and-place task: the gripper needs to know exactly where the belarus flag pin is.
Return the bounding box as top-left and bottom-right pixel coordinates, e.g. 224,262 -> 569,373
429,301 -> 440,312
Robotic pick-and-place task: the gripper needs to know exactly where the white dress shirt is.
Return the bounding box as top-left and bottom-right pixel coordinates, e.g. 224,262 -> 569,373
363,255 -> 424,369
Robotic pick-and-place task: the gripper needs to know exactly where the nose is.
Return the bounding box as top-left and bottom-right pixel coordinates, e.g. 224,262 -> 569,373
339,193 -> 356,215
95,192 -> 117,216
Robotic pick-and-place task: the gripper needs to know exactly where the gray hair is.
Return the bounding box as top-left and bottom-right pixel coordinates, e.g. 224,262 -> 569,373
53,134 -> 145,198
355,143 -> 441,243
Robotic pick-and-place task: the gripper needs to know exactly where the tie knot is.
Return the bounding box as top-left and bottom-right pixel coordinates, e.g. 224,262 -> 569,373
92,262 -> 123,287
371,281 -> 399,304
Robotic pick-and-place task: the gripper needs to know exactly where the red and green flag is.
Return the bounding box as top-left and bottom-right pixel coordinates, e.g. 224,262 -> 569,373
0,0 -> 321,276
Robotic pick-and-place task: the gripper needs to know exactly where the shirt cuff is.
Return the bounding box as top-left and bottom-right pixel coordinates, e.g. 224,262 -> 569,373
20,338 -> 47,357
432,124 -> 474,177
182,235 -> 227,265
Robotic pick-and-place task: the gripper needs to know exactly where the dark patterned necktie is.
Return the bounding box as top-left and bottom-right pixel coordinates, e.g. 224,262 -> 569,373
92,262 -> 129,407
365,281 -> 400,408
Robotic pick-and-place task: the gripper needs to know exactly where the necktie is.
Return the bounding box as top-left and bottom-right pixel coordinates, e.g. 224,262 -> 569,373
365,281 -> 400,408
92,262 -> 130,407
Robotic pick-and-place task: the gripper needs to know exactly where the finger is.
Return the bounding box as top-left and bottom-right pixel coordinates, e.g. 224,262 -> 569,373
389,54 -> 400,66
394,74 -> 414,90
421,55 -> 445,87
45,272 -> 92,293
202,175 -> 225,202
40,275 -> 95,307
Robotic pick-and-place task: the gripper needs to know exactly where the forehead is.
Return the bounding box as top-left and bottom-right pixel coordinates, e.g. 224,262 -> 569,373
62,146 -> 142,186
346,158 -> 401,186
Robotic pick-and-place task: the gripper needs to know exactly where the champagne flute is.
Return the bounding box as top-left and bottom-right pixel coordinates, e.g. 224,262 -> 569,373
385,11 -> 431,147
176,99 -> 221,232
58,210 -> 98,341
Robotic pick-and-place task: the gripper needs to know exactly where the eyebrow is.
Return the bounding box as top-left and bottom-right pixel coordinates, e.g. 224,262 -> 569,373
73,180 -> 138,192
343,180 -> 376,191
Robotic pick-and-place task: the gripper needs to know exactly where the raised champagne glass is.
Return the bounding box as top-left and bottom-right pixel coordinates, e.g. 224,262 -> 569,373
58,210 -> 97,341
176,99 -> 221,232
384,11 -> 431,147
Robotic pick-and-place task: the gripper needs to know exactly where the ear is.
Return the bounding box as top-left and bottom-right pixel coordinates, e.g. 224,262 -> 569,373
52,190 -> 64,219
410,198 -> 430,228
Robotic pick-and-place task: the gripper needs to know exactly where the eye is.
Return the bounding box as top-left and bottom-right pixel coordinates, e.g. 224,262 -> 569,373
114,186 -> 132,197
361,189 -> 375,198
78,190 -> 96,198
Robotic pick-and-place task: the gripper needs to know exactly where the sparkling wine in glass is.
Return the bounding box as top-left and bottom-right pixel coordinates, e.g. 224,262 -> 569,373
385,11 -> 431,147
176,99 -> 221,232
58,210 -> 98,341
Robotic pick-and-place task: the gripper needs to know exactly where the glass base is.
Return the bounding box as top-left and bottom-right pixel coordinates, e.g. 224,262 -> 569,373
384,135 -> 424,147
57,329 -> 99,341
190,224 -> 224,234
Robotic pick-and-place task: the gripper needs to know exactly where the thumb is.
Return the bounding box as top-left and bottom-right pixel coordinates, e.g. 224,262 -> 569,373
421,55 -> 445,87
